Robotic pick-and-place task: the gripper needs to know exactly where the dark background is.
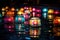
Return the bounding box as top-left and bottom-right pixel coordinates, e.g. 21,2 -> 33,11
0,0 -> 60,7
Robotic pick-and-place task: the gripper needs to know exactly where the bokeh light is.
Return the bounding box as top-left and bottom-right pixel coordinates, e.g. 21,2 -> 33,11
48,9 -> 54,14
29,17 -> 41,26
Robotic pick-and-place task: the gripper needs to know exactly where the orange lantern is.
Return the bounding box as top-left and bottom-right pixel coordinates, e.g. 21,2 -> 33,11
53,27 -> 60,36
53,17 -> 60,24
6,11 -> 14,16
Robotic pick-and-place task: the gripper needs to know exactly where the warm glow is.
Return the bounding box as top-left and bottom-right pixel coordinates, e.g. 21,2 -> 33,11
11,8 -> 15,11
48,15 -> 53,19
29,17 -> 41,26
48,9 -> 54,14
32,12 -> 35,16
53,17 -> 60,24
30,29 -> 40,38
29,7 -> 32,12
5,6 -> 8,9
17,11 -> 23,15
20,8 -> 24,12
58,19 -> 60,22
6,11 -> 14,16
2,8 -> 5,11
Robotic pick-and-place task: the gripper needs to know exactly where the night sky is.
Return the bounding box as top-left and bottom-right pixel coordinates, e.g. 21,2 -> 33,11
0,0 -> 60,7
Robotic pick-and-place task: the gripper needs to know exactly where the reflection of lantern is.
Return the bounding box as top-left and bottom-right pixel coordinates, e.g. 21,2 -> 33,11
53,27 -> 60,36
15,24 -> 25,31
15,16 -> 25,23
5,24 -> 14,29
53,17 -> 60,24
29,28 -> 41,38
4,24 -> 14,32
48,15 -> 53,19
29,17 -> 41,26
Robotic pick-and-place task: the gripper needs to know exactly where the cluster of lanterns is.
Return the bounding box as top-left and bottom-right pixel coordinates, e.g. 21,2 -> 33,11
0,6 -> 60,38
1,6 -> 41,38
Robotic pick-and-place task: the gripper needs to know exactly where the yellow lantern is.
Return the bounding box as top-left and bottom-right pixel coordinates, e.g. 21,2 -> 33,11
48,15 -> 53,19
29,17 -> 41,26
17,11 -> 24,15
48,9 -> 54,14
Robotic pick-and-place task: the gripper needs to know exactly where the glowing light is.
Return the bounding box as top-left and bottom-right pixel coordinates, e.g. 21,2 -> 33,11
23,14 -> 29,19
9,29 -> 14,32
15,16 -> 25,23
29,7 -> 32,12
43,13 -> 47,18
53,27 -> 60,36
36,14 -> 41,17
8,17 -> 14,22
8,18 -> 12,21
25,10 -> 30,14
33,8 -> 36,11
48,9 -> 54,14
9,29 -> 11,31
48,15 -> 53,19
16,9 -> 19,11
11,8 -> 15,11
24,21 -> 29,25
32,12 -> 36,16
2,12 -> 5,16
4,17 -> 14,23
5,6 -> 8,9
42,8 -> 48,12
58,19 -> 60,22
25,37 -> 31,40
2,8 -> 5,11
20,8 -> 24,12
30,29 -> 40,38
54,11 -> 59,14
24,7 -> 28,9
9,26 -> 12,28
6,11 -> 14,16
19,24 -> 21,30
29,17 -> 41,26
36,9 -> 41,12
17,11 -> 23,15
18,18 -> 21,21
53,17 -> 60,24
15,24 -> 25,31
